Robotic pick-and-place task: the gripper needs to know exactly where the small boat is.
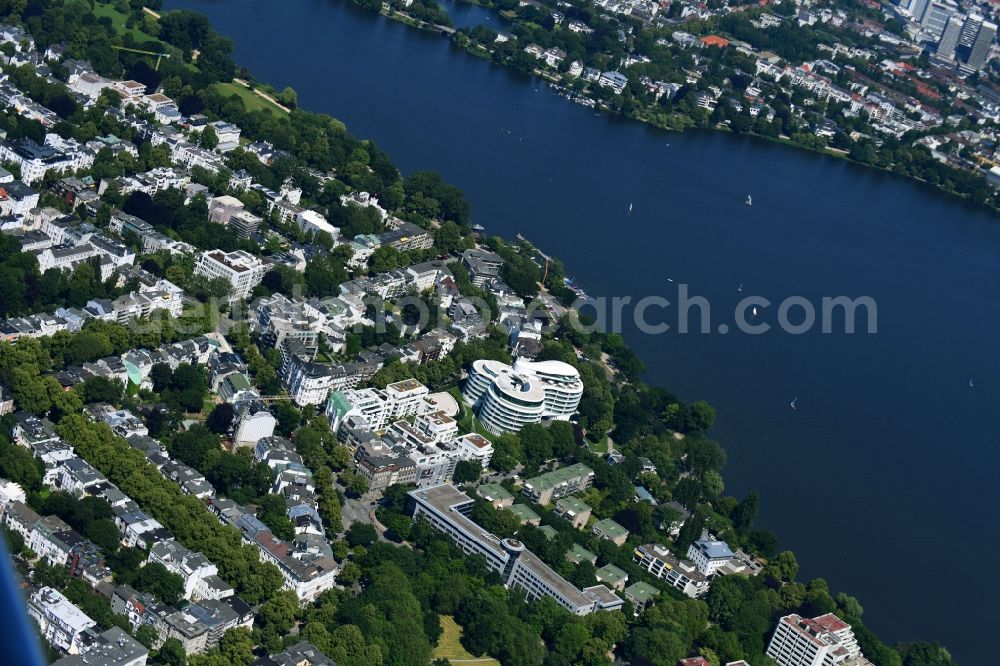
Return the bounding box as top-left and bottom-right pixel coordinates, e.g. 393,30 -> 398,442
666,277 -> 674,282
790,397 -> 798,410
628,202 -> 633,213
737,283 -> 743,293
969,377 -> 975,388
752,306 -> 758,317
746,194 -> 752,207
471,224 -> 486,232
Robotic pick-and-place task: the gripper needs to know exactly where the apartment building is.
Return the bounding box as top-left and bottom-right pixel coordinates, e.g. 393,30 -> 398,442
461,248 -> 504,287
0,138 -> 77,183
632,543 -> 711,598
147,540 -> 234,602
521,463 -> 595,505
409,484 -> 622,615
766,613 -> 872,666
27,587 -> 96,654
687,535 -> 736,576
193,249 -> 266,301
327,378 -> 430,434
51,626 -> 148,666
247,527 -> 339,603
554,496 -> 592,529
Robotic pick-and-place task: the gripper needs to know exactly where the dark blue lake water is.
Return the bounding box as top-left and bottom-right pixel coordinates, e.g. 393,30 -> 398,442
166,0 -> 1000,660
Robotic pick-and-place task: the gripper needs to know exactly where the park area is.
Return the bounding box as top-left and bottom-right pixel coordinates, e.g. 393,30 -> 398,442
432,616 -> 501,666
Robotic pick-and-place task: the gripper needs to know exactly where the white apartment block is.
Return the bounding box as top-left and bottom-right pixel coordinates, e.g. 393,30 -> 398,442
687,536 -> 736,576
453,433 -> 494,470
207,195 -> 245,226
766,613 -> 872,666
27,587 -> 96,655
413,410 -> 459,444
328,378 -> 430,434
209,121 -> 241,148
249,530 -> 338,603
295,209 -> 337,238
148,540 -> 234,602
0,138 -> 77,184
194,249 -> 266,301
233,402 -> 277,447
632,543 -> 710,598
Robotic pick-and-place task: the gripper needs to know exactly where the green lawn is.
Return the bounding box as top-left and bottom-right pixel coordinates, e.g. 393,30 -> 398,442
449,389 -> 497,444
212,82 -> 288,115
433,616 -> 500,666
586,435 -> 609,454
94,1 -> 159,43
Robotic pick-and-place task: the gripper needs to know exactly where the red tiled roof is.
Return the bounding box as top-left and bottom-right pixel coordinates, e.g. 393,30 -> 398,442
814,613 -> 849,632
700,35 -> 729,48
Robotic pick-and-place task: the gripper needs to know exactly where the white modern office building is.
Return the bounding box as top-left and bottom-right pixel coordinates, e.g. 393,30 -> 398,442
462,358 -> 583,434
512,358 -> 584,419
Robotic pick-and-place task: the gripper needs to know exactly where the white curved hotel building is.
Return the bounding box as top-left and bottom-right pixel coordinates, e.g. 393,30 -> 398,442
462,358 -> 583,435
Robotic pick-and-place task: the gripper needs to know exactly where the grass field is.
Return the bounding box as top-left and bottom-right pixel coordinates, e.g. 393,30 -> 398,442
94,1 -> 159,44
586,435 -> 609,454
448,387 -> 477,434
212,82 -> 288,115
450,390 -> 497,444
432,616 -> 500,666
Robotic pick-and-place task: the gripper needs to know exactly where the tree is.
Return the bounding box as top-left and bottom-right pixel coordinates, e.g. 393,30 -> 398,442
491,433 -> 522,473
205,403 -> 236,434
731,491 -> 759,532
346,522 -> 378,548
149,363 -> 173,393
835,592 -> 864,624
766,550 -> 799,583
154,638 -> 187,666
748,529 -> 779,558
675,507 -> 707,552
803,578 -> 836,616
687,400 -> 716,432
258,590 -> 299,638
198,125 -> 219,150
79,376 -> 124,405
0,440 -> 43,490
519,423 -> 553,467
66,331 -> 113,365
85,519 -> 121,553
453,459 -> 481,483
277,86 -> 298,108
135,624 -> 159,649
685,437 -> 726,474
347,471 -> 369,497
548,420 -> 577,459
434,221 -> 466,254
898,642 -> 955,666
337,561 -> 362,584
135,562 -> 185,606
